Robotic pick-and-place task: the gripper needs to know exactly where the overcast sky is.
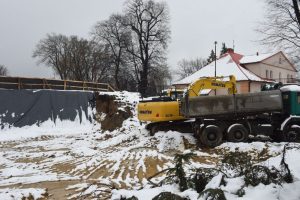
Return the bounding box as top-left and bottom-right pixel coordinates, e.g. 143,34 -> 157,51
0,0 -> 267,79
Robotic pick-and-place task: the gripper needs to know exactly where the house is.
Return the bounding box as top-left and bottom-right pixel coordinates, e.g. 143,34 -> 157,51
240,51 -> 297,84
172,49 -> 298,95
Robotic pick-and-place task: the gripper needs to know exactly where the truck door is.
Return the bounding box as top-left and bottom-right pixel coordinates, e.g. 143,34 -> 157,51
282,91 -> 291,115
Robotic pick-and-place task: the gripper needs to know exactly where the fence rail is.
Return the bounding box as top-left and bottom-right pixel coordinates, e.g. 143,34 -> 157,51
0,76 -> 115,92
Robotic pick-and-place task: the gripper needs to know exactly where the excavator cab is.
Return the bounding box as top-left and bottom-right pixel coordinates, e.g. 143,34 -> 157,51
160,88 -> 184,100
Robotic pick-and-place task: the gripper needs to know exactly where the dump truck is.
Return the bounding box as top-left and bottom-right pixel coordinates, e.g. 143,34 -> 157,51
185,86 -> 300,147
138,76 -> 300,148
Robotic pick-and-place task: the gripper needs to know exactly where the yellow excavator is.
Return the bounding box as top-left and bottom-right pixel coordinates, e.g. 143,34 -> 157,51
137,75 -> 237,134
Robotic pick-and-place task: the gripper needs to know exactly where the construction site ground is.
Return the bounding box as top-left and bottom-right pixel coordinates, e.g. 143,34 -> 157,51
1,91 -> 300,200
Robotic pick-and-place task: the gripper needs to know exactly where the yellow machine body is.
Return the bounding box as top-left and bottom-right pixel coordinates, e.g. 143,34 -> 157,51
138,100 -> 185,122
137,75 -> 237,123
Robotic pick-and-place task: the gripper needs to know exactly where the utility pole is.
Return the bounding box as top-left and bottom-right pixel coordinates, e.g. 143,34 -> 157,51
214,41 -> 217,95
214,41 -> 217,77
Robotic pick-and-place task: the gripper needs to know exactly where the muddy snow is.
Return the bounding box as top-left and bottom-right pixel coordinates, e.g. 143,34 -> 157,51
1,91 -> 300,200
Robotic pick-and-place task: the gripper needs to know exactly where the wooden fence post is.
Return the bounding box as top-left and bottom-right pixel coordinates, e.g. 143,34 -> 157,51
18,78 -> 21,90
64,80 -> 67,90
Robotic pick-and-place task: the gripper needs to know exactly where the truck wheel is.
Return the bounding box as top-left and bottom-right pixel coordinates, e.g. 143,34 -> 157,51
200,125 -> 223,148
146,123 -> 159,136
226,124 -> 249,143
285,126 -> 300,142
270,131 -> 285,142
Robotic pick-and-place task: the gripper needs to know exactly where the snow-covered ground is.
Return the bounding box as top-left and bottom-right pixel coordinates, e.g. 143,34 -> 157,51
0,91 -> 300,199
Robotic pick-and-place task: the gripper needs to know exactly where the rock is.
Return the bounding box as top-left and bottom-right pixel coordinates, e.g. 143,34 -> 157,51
120,196 -> 138,200
152,192 -> 188,200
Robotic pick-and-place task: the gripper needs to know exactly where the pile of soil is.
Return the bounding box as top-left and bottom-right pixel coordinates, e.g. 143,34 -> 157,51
96,94 -> 133,131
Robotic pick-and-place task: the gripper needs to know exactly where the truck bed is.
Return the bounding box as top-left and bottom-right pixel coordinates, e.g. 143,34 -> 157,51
181,90 -> 283,118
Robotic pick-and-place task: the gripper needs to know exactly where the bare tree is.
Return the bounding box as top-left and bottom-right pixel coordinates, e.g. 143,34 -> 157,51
150,63 -> 172,93
292,0 -> 300,24
33,34 -> 110,82
123,0 -> 171,97
92,14 -> 131,90
67,36 -> 110,82
176,58 -> 207,79
88,41 -> 111,83
258,0 -> 300,64
33,33 -> 71,79
0,65 -> 8,76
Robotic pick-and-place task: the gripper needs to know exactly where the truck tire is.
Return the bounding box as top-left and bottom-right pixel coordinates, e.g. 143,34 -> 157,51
200,125 -> 223,148
226,124 -> 249,143
146,123 -> 159,136
270,131 -> 285,142
149,124 -> 158,136
285,126 -> 300,142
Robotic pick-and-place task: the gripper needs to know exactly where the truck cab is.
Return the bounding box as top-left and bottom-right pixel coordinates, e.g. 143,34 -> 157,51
281,86 -> 300,115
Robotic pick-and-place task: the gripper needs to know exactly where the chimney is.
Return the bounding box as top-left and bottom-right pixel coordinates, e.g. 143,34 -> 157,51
227,48 -> 234,53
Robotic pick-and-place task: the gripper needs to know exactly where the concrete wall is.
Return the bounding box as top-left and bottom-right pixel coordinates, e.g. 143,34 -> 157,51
243,52 -> 297,84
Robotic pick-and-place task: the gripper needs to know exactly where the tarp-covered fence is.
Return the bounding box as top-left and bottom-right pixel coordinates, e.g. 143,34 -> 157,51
0,89 -> 96,129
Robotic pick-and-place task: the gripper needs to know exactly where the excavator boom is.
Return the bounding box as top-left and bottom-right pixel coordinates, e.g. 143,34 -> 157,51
187,75 -> 237,97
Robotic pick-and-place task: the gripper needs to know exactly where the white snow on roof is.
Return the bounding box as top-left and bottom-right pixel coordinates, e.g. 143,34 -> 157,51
240,52 -> 277,64
173,53 -> 264,85
280,85 -> 300,92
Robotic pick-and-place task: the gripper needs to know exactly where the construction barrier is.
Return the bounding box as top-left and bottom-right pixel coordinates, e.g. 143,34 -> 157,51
0,89 -> 95,128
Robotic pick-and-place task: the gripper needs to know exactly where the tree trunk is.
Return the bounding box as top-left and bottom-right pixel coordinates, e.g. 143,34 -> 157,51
114,65 -> 120,90
292,0 -> 300,26
139,66 -> 148,97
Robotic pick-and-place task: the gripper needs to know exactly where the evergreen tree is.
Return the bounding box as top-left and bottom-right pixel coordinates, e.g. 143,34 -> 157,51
207,49 -> 216,63
220,42 -> 228,55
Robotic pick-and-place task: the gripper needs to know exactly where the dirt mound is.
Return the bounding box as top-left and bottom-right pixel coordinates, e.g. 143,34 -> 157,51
96,94 -> 133,131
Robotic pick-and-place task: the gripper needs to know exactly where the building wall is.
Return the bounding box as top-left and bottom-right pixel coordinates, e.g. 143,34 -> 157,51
238,81 -> 249,94
207,81 -> 262,96
208,88 -> 228,96
174,84 -> 188,90
243,52 -> 297,83
250,82 -> 262,93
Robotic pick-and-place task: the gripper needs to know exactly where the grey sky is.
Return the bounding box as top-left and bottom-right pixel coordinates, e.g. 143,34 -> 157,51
0,0 -> 267,79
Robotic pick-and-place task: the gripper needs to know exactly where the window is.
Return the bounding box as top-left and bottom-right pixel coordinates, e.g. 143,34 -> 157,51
287,74 -> 290,83
279,57 -> 282,64
270,71 -> 273,79
279,72 -> 282,82
266,70 -> 269,79
291,75 -> 293,83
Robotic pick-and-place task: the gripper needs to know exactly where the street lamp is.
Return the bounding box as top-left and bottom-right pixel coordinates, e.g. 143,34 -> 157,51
214,41 -> 217,77
214,41 -> 217,95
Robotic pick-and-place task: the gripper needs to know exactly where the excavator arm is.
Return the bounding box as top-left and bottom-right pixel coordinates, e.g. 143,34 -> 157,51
187,75 -> 237,97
